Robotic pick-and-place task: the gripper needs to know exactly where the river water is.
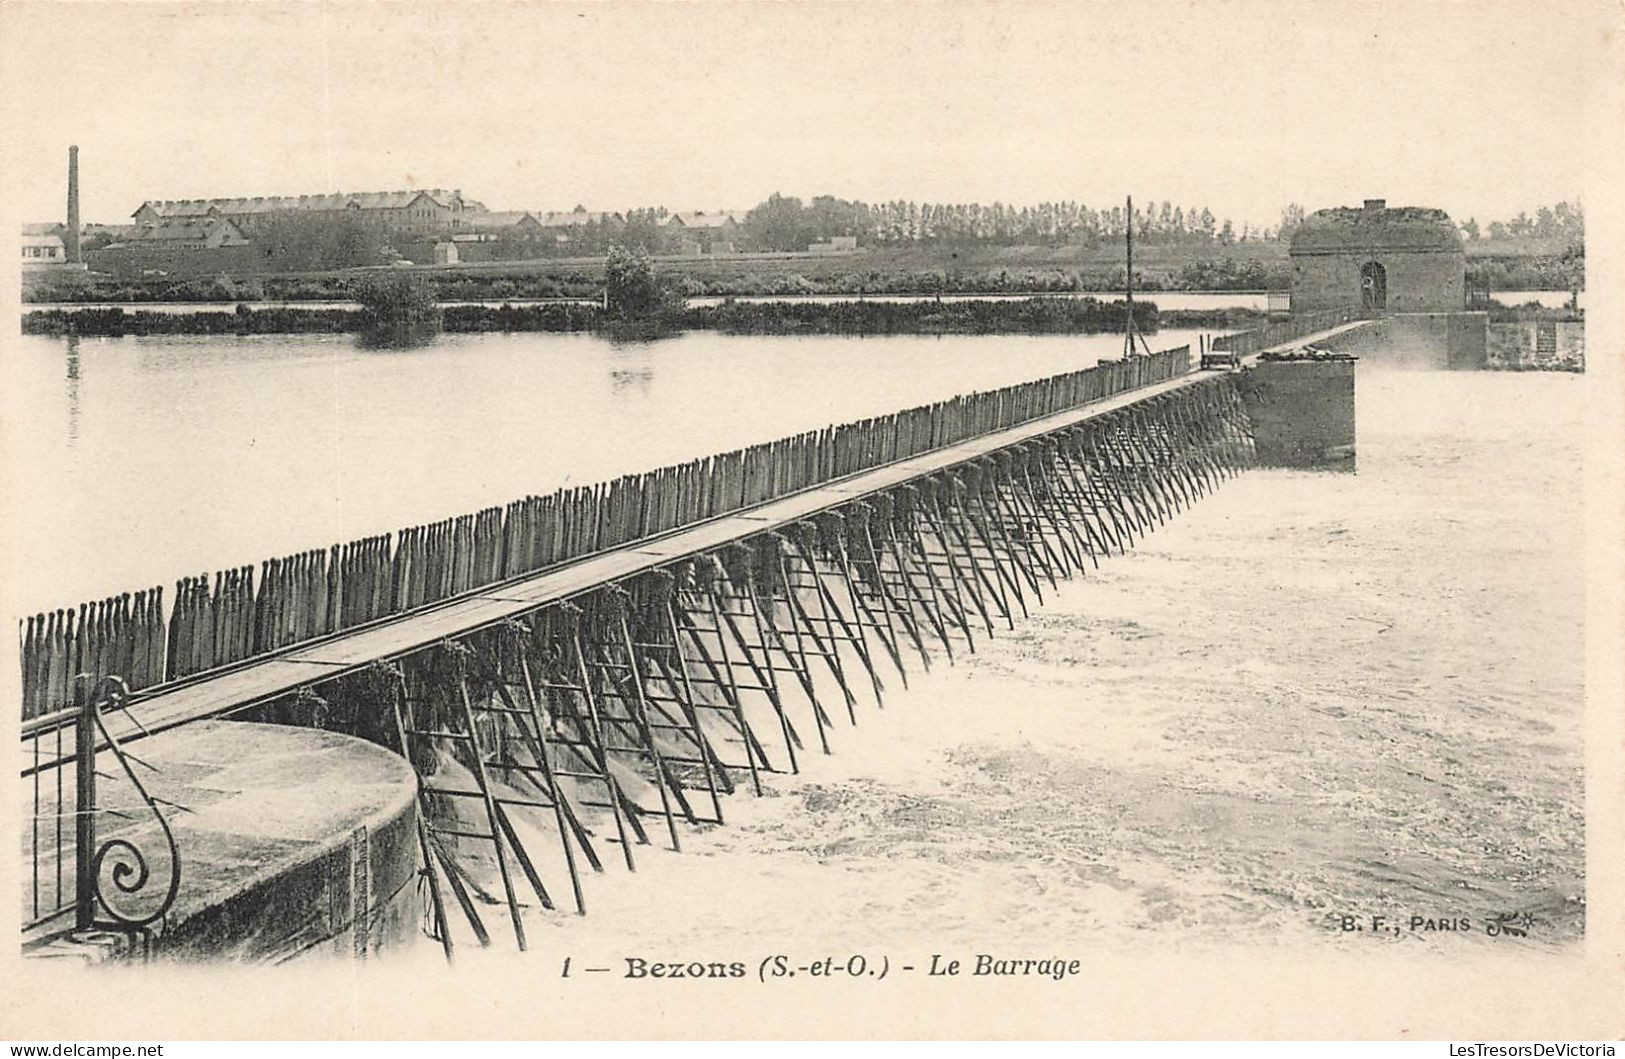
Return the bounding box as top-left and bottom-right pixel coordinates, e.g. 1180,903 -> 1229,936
4,328 -> 1210,614
5,330 -> 1585,959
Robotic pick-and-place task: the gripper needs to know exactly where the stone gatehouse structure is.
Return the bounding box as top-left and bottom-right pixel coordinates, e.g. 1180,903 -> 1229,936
1289,199 -> 1465,315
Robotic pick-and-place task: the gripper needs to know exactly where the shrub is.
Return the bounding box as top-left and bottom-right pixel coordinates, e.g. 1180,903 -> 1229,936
604,245 -> 679,319
354,273 -> 442,346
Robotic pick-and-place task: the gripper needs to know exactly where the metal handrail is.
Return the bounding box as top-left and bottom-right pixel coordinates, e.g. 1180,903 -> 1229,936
23,675 -> 180,944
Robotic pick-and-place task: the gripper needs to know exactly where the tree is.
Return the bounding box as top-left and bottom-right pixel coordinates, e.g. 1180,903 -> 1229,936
1552,200 -> 1582,243
256,212 -> 390,271
1276,203 -> 1306,242
619,208 -> 666,253
744,193 -> 812,252
354,272 -> 441,346
805,194 -> 872,244
1460,218 -> 1481,241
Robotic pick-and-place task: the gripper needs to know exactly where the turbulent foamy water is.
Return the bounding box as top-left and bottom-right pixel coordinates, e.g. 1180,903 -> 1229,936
450,367 -> 1585,961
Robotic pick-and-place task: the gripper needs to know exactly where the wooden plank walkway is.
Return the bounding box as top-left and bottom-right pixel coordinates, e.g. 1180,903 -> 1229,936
101,322 -> 1369,746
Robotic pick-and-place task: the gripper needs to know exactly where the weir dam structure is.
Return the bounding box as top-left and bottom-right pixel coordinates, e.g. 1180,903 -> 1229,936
21,309 -> 1382,961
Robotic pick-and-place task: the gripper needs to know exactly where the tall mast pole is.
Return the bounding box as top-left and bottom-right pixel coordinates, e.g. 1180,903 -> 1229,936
1123,194 -> 1135,358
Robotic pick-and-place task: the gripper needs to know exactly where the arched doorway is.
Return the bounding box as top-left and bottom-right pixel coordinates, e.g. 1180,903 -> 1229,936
1360,261 -> 1387,313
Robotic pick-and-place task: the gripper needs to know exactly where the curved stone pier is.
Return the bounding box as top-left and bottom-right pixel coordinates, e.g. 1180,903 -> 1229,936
25,721 -> 421,963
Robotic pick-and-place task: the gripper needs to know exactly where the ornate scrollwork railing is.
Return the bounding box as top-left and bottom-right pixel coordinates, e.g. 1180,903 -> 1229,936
21,674 -> 181,945
82,677 -> 182,930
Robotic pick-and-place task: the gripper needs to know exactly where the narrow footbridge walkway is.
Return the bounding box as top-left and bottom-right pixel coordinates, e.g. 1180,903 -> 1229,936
94,319 -> 1364,746
20,313 -> 1365,957
111,351 -> 1229,740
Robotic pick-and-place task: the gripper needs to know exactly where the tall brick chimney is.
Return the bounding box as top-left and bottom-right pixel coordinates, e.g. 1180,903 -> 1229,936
65,145 -> 82,264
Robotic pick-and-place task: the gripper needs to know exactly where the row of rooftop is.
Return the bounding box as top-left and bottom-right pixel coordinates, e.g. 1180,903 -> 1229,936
137,189 -> 481,211
130,188 -> 746,234
23,188 -> 756,266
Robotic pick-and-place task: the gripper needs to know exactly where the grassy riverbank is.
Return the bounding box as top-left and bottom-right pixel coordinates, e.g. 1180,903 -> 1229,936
24,234 -> 1583,306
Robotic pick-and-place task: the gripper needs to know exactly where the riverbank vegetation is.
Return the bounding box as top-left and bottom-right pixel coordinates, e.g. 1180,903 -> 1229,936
1485,300 -> 1585,323
23,246 -> 1581,308
682,297 -> 1160,335
24,295 -> 1231,339
22,255 -> 1283,304
1467,251 -> 1584,293
22,306 -> 360,336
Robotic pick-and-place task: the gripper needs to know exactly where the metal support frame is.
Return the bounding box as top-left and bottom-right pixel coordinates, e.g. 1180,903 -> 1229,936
223,374 -> 1255,961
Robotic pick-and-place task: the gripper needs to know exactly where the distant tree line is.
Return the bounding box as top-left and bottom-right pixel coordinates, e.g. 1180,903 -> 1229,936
1465,250 -> 1584,292
254,214 -> 394,271
1455,201 -> 1583,246
468,195 -> 1584,257
72,194 -> 1584,274
736,193 -> 1262,251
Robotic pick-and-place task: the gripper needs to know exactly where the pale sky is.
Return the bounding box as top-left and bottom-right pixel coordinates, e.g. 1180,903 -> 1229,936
0,1 -> 1608,228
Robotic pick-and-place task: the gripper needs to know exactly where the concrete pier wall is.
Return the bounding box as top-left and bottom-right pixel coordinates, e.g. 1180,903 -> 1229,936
149,723 -> 421,963
1487,319 -> 1585,371
1237,358 -> 1357,471
23,722 -> 425,963
1315,312 -> 1488,370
